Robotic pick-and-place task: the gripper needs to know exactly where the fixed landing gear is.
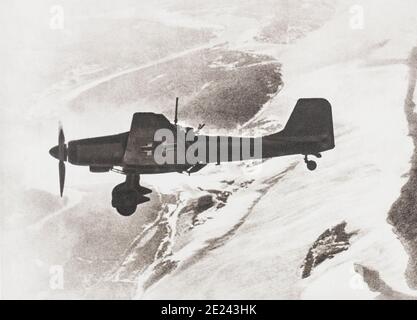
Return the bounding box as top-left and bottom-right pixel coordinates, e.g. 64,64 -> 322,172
111,173 -> 150,216
304,153 -> 321,171
306,159 -> 317,171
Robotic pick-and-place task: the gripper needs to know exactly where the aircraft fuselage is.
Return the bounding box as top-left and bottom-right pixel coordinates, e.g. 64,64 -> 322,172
49,98 -> 335,215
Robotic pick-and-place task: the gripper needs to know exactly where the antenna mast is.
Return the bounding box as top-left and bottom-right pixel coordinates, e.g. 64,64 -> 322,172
174,97 -> 179,125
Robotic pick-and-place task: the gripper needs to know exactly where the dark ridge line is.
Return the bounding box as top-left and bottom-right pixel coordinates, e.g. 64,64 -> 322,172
300,221 -> 358,279
354,264 -> 417,300
387,46 -> 417,289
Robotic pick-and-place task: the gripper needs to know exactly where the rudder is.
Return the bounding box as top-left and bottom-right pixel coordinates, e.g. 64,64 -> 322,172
280,98 -> 335,151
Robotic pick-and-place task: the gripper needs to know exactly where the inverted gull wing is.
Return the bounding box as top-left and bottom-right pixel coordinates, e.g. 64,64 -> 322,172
123,113 -> 175,166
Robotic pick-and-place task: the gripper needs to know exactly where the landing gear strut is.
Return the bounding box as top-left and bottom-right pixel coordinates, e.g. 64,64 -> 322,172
111,173 -> 150,216
304,153 -> 321,171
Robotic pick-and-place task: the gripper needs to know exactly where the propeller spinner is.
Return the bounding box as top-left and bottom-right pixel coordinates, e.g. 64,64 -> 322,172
49,123 -> 67,197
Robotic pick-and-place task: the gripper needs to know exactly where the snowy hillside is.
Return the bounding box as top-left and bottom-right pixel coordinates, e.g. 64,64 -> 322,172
139,0 -> 417,299
1,0 -> 417,299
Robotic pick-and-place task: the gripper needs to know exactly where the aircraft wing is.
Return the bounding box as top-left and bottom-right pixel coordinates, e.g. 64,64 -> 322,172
123,113 -> 175,166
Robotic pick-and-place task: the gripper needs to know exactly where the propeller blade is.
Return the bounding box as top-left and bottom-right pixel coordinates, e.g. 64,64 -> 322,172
58,123 -> 65,145
58,123 -> 67,162
59,160 -> 65,197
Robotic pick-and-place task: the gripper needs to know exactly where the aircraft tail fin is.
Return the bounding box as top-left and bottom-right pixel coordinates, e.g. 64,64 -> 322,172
279,98 -> 335,151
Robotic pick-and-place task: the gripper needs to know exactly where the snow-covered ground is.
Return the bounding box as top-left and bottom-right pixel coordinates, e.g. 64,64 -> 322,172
1,0 -> 417,299
137,0 -> 417,299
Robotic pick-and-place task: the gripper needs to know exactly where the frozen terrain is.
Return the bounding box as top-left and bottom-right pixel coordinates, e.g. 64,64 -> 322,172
1,0 -> 417,299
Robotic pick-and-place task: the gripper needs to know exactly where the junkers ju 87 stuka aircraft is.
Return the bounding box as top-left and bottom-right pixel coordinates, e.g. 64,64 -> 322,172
49,98 -> 335,216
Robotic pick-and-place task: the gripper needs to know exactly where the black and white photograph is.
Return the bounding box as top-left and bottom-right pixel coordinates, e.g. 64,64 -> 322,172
1,0 -> 417,302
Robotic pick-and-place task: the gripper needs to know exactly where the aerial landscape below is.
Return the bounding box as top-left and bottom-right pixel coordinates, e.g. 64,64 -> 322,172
1,0 -> 417,300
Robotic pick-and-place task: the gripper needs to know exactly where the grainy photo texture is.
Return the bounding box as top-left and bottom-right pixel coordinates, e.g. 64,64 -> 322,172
1,0 -> 417,300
